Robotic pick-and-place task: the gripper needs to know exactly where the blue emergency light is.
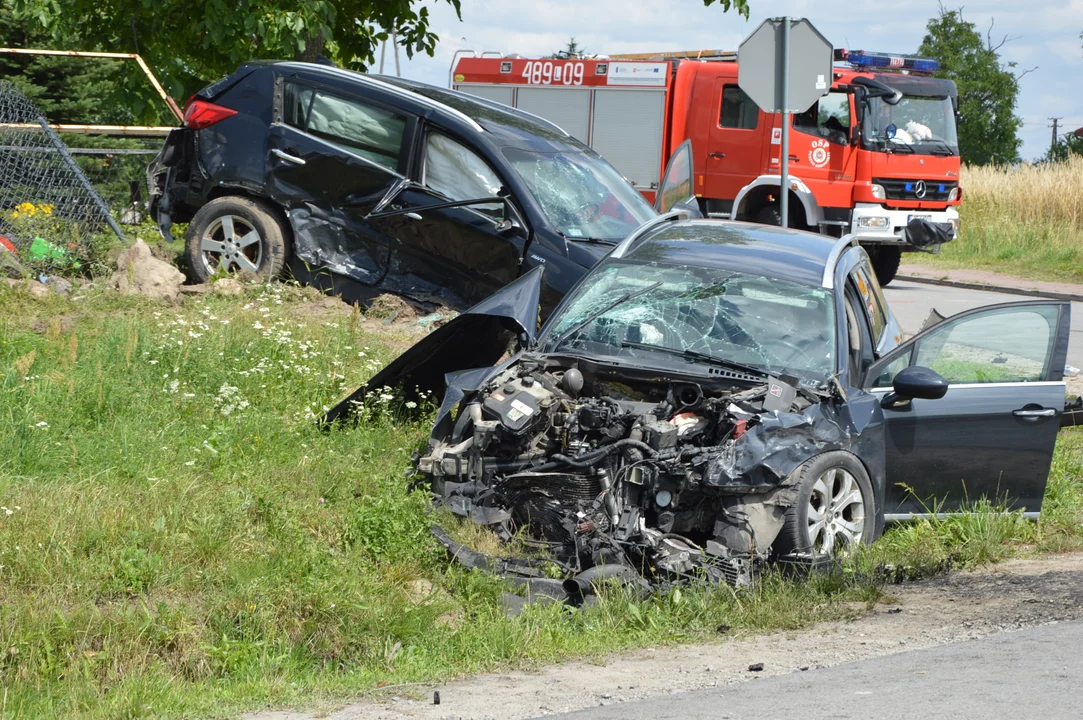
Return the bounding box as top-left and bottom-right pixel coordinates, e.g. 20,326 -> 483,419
836,50 -> 940,73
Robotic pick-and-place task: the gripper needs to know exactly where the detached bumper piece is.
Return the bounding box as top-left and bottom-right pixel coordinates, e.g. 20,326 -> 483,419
904,218 -> 955,250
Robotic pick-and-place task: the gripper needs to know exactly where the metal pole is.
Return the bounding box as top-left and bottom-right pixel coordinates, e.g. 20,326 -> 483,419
779,17 -> 790,229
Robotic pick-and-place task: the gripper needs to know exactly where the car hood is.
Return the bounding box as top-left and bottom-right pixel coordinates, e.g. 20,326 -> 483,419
323,266 -> 543,423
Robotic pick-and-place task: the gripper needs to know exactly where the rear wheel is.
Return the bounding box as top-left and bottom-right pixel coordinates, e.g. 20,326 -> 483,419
774,451 -> 876,559
754,205 -> 782,226
185,196 -> 288,283
868,245 -> 902,286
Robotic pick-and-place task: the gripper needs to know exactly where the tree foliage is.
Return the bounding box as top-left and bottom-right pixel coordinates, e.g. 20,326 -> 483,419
548,37 -> 586,59
918,6 -> 1024,165
1046,132 -> 1083,162
11,0 -> 464,120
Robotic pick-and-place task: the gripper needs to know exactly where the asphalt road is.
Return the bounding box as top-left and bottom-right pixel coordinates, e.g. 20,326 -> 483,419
883,279 -> 1083,370
544,619 -> 1083,720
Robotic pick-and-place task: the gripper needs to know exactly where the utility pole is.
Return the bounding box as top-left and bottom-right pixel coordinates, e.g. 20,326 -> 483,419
1049,117 -> 1063,157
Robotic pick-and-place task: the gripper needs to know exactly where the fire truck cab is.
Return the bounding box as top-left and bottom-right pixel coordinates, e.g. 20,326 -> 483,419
451,49 -> 961,285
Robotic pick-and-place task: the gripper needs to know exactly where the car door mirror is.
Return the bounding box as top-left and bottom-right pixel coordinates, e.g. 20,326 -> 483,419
881,365 -> 948,408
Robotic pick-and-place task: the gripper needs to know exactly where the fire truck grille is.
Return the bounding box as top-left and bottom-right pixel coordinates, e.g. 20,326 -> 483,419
873,178 -> 957,202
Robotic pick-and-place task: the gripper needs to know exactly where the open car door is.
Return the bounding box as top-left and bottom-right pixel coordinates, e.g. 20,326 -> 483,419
655,140 -> 697,214
864,301 -> 1071,518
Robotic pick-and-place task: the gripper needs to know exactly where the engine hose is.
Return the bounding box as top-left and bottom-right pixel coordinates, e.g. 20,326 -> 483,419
551,439 -> 659,469
562,564 -> 651,599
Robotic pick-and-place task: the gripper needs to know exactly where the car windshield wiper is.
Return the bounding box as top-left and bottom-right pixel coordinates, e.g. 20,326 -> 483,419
886,140 -> 914,154
561,233 -> 616,245
619,340 -> 771,379
552,281 -> 664,349
921,139 -> 956,156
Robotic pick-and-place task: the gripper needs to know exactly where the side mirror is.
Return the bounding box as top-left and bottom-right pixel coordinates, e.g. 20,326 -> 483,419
881,365 -> 948,409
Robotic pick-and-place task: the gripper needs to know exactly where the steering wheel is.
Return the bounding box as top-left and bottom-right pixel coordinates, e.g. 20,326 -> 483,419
572,201 -> 602,225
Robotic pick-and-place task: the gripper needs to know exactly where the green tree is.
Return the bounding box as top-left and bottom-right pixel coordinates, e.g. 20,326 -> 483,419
0,1 -> 137,124
918,6 -> 1025,165
549,37 -> 586,59
1045,132 -> 1083,162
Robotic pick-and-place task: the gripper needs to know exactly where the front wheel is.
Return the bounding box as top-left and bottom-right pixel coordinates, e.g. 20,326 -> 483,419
774,451 -> 877,558
185,196 -> 289,283
868,245 -> 902,286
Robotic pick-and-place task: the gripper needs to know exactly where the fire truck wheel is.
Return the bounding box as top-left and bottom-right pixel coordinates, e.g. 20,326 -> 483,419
869,246 -> 902,286
754,205 -> 783,226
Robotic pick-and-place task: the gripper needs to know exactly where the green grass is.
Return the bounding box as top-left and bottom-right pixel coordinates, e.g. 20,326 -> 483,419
2,280 -> 1082,718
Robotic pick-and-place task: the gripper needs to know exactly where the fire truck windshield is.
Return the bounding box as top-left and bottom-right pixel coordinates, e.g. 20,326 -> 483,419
503,147 -> 657,242
863,95 -> 958,156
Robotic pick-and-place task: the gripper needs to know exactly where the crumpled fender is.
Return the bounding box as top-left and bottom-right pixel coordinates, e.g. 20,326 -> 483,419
322,266 -> 543,423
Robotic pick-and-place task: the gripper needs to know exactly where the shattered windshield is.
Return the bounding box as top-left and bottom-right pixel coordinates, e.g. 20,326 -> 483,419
863,95 -> 958,155
539,261 -> 836,379
504,147 -> 656,242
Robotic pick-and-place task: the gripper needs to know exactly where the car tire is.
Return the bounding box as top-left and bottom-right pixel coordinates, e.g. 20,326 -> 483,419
773,451 -> 877,559
185,196 -> 289,283
869,245 -> 902,286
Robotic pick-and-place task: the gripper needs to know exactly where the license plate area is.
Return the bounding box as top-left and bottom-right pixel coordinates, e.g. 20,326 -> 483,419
908,214 -> 932,223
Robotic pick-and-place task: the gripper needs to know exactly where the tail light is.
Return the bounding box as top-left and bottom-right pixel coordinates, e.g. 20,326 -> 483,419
183,99 -> 238,129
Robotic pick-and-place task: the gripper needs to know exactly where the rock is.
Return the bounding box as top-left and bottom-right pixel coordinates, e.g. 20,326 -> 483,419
47,276 -> 73,296
180,284 -> 212,295
748,662 -> 764,672
26,280 -> 49,299
212,278 -> 245,296
110,239 -> 185,302
0,247 -> 27,279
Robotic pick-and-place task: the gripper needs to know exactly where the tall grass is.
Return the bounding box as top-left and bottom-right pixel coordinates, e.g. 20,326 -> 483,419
915,157 -> 1083,280
1,281 -> 1082,718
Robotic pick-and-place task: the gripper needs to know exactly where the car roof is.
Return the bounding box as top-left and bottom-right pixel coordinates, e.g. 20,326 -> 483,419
262,62 -> 585,152
623,219 -> 845,288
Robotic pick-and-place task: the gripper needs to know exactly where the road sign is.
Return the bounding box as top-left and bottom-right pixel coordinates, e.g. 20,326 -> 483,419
737,18 -> 832,228
737,18 -> 832,114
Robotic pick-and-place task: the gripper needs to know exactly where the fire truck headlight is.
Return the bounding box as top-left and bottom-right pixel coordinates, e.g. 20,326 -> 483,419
948,187 -> 961,201
870,184 -> 886,200
857,216 -> 890,229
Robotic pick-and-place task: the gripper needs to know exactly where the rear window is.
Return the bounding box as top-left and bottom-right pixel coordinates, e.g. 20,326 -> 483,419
283,81 -> 407,170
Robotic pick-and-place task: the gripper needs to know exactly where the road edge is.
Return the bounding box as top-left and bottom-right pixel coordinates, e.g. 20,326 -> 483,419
896,274 -> 1083,303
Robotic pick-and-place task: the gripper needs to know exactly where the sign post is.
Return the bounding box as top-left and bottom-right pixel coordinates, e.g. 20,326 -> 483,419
738,18 -> 833,229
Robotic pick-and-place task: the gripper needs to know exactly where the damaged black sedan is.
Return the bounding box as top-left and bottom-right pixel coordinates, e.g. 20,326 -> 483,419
330,214 -> 1070,591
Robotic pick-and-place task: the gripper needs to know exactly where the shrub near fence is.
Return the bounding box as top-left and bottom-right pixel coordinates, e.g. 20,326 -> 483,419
0,80 -> 124,274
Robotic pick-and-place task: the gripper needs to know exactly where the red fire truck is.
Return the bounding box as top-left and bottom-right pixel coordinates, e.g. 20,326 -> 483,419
450,49 -> 961,285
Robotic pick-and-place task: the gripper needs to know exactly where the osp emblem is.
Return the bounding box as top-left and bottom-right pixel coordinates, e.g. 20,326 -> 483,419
808,139 -> 830,168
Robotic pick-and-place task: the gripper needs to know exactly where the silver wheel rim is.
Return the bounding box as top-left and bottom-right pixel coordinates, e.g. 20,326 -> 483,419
199,215 -> 262,275
806,467 -> 865,555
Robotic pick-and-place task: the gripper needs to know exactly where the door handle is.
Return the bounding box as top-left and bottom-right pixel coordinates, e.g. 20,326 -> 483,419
404,212 -> 423,221
1013,407 -> 1056,419
272,148 -> 306,165
787,155 -> 800,162
708,152 -> 726,159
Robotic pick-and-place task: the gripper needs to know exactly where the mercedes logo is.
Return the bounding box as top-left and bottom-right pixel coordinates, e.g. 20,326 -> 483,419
914,180 -> 927,199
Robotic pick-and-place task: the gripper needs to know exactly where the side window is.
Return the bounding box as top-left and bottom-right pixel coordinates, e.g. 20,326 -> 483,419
844,284 -> 873,381
794,91 -> 851,145
285,81 -> 406,170
851,263 -> 886,345
912,306 -> 1058,384
720,85 -> 758,129
423,132 -> 504,219
872,351 -> 911,388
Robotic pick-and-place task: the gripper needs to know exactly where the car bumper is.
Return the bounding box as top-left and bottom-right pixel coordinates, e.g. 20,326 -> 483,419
849,203 -> 959,247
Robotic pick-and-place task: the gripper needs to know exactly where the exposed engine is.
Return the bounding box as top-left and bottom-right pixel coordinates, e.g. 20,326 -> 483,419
418,355 -> 825,589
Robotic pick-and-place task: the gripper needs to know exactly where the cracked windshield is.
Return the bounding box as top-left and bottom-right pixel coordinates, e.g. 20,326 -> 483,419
541,261 -> 837,379
504,147 -> 656,241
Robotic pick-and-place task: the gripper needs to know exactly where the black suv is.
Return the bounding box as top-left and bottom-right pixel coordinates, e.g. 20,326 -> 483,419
148,61 -> 692,310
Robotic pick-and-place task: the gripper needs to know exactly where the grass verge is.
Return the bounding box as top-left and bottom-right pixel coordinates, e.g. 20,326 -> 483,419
908,157 -> 1083,282
1,280 -> 1081,718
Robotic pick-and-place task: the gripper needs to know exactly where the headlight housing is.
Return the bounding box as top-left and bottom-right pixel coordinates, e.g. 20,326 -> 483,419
870,184 -> 886,200
948,186 -> 961,201
856,216 -> 891,229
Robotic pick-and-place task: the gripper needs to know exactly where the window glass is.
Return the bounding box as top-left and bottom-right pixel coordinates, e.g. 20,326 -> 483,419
283,82 -> 314,128
794,91 -> 851,145
911,306 -> 1058,384
872,351 -> 911,388
720,86 -> 758,129
656,142 -> 693,213
539,261 -> 836,380
286,83 -> 406,169
852,263 -> 886,344
423,133 -> 504,218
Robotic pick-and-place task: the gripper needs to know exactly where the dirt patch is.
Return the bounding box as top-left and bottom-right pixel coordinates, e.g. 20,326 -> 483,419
249,552 -> 1083,720
366,294 -> 419,323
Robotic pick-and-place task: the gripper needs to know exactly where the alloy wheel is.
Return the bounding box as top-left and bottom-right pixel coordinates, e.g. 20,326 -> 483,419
806,467 -> 865,555
199,215 -> 262,275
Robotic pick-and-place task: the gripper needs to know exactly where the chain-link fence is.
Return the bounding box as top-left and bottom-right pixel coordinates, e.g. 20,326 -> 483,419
0,79 -> 128,273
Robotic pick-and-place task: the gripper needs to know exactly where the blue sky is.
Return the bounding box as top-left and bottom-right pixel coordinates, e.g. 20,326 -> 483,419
395,0 -> 1083,161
